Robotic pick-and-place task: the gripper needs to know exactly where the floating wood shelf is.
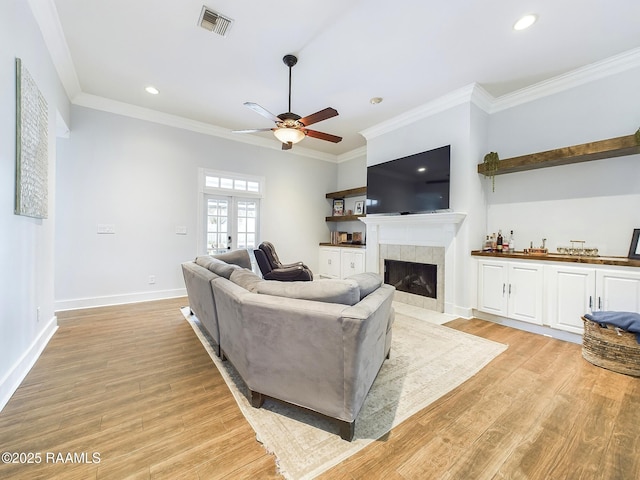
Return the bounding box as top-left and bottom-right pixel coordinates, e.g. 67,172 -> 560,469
325,215 -> 366,222
477,134 -> 640,176
325,186 -> 367,199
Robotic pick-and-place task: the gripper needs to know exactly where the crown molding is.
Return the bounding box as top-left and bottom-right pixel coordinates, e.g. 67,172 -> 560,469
490,47 -> 640,113
27,0 -> 81,100
72,93 -> 340,162
360,83 -> 481,141
361,47 -> 640,138
336,146 -> 366,163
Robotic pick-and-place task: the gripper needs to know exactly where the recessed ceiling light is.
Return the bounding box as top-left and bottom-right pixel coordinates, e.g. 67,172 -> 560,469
417,167 -> 426,173
513,14 -> 537,31
370,97 -> 383,105
145,86 -> 159,95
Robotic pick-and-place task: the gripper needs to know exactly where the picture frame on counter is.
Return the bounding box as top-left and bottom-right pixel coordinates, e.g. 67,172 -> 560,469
629,229 -> 640,260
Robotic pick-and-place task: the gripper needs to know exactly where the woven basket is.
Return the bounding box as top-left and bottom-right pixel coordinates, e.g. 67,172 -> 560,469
581,316 -> 640,377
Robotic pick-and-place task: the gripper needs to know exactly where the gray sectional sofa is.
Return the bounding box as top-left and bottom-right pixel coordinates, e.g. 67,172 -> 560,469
181,250 -> 395,441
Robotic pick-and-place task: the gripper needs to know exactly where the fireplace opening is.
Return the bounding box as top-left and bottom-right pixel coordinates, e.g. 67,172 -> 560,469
384,259 -> 437,299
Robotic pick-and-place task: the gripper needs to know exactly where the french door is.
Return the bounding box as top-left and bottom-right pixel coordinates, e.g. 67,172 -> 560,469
205,195 -> 259,255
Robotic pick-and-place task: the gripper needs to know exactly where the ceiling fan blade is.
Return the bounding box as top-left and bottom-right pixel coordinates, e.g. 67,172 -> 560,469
232,128 -> 274,133
299,107 -> 339,127
281,141 -> 293,150
304,129 -> 342,143
243,102 -> 280,123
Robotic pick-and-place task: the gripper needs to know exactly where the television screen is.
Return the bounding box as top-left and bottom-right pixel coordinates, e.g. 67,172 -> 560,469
366,145 -> 450,215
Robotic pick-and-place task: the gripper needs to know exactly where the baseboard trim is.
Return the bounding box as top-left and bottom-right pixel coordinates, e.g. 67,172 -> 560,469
55,288 -> 187,311
0,315 -> 58,412
472,310 -> 583,344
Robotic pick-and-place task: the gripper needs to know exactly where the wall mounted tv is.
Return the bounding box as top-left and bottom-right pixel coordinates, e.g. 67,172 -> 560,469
366,145 -> 451,215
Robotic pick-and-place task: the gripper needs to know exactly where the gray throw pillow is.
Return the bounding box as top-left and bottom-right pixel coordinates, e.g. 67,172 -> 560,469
195,256 -> 239,279
346,272 -> 383,300
230,268 -> 264,293
213,249 -> 252,269
256,279 -> 360,306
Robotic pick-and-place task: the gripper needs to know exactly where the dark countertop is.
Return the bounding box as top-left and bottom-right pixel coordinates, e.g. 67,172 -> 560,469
471,250 -> 640,268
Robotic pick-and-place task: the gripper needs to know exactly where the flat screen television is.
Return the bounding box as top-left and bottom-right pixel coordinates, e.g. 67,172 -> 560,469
366,145 -> 450,215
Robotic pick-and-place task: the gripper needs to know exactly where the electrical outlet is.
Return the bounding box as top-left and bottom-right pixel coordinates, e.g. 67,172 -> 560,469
97,224 -> 116,234
148,275 -> 156,284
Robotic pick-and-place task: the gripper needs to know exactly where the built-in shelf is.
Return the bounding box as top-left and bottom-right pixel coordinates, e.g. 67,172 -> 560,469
319,242 -> 365,248
477,133 -> 640,176
325,186 -> 367,199
325,214 -> 366,222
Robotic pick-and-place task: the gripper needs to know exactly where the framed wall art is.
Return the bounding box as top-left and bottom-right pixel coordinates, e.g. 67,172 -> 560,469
332,199 -> 344,216
15,57 -> 49,219
629,229 -> 640,260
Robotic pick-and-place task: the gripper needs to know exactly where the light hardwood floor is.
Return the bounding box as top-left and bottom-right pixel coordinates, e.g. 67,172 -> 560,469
0,297 -> 638,479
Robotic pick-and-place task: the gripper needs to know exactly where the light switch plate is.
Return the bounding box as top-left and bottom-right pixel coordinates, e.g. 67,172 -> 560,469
97,224 -> 115,234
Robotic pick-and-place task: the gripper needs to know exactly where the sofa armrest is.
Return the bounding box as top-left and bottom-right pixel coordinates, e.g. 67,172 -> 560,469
340,284 -> 395,418
181,262 -> 221,353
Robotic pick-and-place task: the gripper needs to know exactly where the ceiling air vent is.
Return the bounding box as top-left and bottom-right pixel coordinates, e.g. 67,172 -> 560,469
198,6 -> 233,37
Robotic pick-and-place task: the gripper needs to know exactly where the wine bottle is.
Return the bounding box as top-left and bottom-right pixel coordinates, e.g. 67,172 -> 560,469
497,230 -> 503,252
509,230 -> 515,252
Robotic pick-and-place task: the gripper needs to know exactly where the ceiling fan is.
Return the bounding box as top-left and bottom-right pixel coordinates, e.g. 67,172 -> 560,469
233,54 -> 342,150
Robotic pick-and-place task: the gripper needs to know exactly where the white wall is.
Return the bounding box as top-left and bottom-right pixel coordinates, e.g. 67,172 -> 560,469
0,0 -> 70,409
55,106 -> 338,309
486,66 -> 640,256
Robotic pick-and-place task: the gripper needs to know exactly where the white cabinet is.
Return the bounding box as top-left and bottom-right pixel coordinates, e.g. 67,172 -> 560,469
318,247 -> 341,278
597,269 -> 640,312
547,265 -> 596,334
318,246 -> 366,279
546,266 -> 640,334
477,259 -> 544,325
341,249 -> 365,278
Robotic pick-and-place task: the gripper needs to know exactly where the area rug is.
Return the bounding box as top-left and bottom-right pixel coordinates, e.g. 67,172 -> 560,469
182,308 -> 507,479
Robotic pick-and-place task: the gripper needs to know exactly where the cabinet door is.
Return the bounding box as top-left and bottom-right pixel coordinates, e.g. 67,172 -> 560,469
341,249 -> 365,278
596,269 -> 640,313
477,260 -> 508,316
547,265 -> 595,334
318,247 -> 341,278
507,262 -> 544,325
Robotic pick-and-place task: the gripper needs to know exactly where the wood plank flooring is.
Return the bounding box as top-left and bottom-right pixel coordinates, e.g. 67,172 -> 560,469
0,298 -> 638,479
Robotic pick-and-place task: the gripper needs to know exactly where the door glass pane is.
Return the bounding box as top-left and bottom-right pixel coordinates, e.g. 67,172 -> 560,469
207,198 -> 229,255
236,199 -> 258,250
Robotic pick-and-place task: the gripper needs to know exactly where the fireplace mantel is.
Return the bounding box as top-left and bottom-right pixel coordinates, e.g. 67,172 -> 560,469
360,212 -> 466,227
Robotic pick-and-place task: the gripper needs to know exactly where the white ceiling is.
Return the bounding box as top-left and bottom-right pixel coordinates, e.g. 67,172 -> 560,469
40,0 -> 640,158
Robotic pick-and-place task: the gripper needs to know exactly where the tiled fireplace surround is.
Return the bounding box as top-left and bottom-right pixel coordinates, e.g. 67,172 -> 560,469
361,212 -> 466,315
379,244 -> 445,312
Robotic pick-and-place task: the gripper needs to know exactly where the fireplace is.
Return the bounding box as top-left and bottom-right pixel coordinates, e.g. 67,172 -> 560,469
385,259 -> 437,299
360,212 -> 466,315
378,244 -> 445,312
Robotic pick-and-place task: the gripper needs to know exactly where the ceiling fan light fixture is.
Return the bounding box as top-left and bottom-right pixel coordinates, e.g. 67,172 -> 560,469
274,127 -> 305,144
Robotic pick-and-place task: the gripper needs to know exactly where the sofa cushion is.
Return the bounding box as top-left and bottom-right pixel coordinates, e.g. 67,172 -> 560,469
346,272 -> 383,300
213,249 -> 252,270
230,268 -> 264,293
195,256 -> 240,279
256,279 -> 360,306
